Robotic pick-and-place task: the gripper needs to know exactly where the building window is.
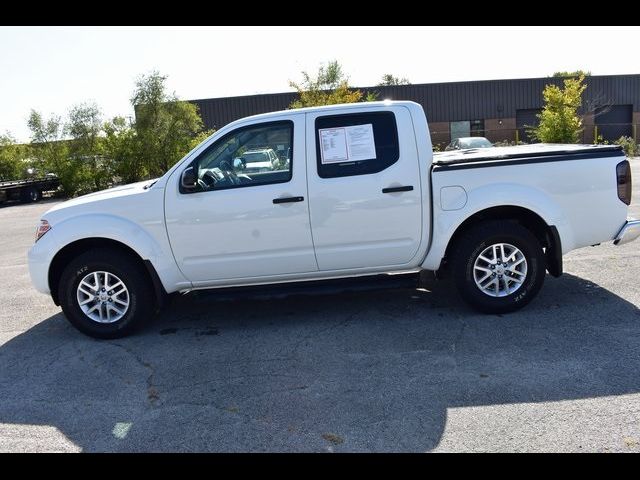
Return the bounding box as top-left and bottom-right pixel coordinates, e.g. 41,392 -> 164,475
450,121 -> 469,141
450,120 -> 484,141
470,119 -> 485,137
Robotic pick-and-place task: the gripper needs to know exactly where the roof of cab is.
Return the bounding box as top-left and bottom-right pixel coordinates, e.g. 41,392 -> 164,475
222,100 -> 422,127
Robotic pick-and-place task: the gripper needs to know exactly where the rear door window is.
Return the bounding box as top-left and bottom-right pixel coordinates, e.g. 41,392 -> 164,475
315,111 -> 399,178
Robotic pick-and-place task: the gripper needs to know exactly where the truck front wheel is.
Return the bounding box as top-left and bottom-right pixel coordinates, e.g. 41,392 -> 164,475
58,248 -> 154,338
451,221 -> 546,314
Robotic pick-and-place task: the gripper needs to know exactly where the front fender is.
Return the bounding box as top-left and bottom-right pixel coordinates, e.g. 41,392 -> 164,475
30,214 -> 189,294
422,182 -> 573,271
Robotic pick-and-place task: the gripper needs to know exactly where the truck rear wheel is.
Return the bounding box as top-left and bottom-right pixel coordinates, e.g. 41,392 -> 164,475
451,220 -> 546,314
58,248 -> 154,338
21,187 -> 42,203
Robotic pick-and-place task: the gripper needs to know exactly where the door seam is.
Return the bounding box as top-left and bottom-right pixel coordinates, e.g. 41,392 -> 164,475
304,112 -> 321,270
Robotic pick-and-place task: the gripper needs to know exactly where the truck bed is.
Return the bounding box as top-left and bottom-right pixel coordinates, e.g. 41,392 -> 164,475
0,177 -> 59,188
0,176 -> 60,203
433,144 -> 624,169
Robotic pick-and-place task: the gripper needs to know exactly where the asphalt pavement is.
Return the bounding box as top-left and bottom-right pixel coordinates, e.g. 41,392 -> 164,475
1,161 -> 639,452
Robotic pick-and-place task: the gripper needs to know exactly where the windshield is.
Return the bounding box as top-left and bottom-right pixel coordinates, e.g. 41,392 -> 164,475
460,138 -> 493,149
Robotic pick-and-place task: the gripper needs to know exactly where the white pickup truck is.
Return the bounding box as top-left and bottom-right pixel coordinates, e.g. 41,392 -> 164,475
28,101 -> 640,338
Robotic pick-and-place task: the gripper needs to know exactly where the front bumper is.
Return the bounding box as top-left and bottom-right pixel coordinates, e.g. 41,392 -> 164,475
614,219 -> 640,246
28,229 -> 59,295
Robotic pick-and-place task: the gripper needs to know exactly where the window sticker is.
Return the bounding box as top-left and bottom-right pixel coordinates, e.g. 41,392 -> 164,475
319,124 -> 376,164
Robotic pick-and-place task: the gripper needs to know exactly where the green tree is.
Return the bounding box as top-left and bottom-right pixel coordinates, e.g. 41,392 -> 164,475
530,75 -> 587,143
22,71 -> 209,196
0,133 -> 25,181
289,60 -> 377,108
132,71 -> 209,178
553,70 -> 591,78
27,110 -> 78,195
378,73 -> 410,86
67,103 -> 110,192
103,116 -> 143,184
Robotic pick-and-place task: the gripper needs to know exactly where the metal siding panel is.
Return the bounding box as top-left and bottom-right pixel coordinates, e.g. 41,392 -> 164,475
510,80 -> 517,116
441,84 -> 449,121
452,84 -> 459,121
433,84 -> 443,121
471,82 -> 477,119
453,84 -> 461,120
492,80 -> 498,119
427,85 -> 437,121
186,75 -> 640,132
469,82 -> 475,119
230,98 -> 239,123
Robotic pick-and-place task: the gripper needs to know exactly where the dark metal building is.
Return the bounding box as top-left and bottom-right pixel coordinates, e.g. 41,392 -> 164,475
189,74 -> 640,148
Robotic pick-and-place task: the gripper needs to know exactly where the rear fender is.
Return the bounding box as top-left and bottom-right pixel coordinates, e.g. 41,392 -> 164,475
422,183 -> 572,271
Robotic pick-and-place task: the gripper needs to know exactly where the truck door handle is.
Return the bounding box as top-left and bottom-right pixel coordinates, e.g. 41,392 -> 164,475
382,185 -> 414,193
273,196 -> 304,204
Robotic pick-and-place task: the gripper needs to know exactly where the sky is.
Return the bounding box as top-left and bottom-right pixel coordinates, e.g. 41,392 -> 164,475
1,26 -> 638,141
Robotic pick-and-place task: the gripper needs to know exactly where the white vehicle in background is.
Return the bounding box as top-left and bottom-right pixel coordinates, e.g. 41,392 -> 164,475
28,101 -> 640,338
237,148 -> 281,173
445,136 -> 493,150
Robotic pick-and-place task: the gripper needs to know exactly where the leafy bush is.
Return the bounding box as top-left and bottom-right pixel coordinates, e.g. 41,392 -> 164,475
289,60 -> 377,108
614,136 -> 639,157
594,134 -> 609,145
530,75 -> 587,143
493,139 -> 527,147
0,134 -> 28,181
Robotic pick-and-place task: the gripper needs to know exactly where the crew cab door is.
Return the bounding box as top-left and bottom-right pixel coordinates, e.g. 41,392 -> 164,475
306,106 -> 423,270
164,114 -> 317,285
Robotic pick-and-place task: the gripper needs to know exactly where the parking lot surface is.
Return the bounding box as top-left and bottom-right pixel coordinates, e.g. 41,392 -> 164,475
1,161 -> 639,452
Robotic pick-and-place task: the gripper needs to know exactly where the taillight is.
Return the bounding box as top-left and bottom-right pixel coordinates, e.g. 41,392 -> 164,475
617,160 -> 632,205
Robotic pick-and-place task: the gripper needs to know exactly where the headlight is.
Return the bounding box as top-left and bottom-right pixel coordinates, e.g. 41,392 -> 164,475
35,219 -> 51,242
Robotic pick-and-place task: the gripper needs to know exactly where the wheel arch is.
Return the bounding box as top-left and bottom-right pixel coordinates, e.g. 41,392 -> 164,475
441,205 -> 563,277
48,237 -> 167,307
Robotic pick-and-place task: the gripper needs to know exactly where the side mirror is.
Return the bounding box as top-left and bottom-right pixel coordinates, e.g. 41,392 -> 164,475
181,167 -> 198,189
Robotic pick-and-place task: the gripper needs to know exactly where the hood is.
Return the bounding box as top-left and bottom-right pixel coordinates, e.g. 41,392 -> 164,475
44,179 -> 159,221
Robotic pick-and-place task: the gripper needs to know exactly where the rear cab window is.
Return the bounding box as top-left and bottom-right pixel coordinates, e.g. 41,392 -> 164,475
314,111 -> 399,178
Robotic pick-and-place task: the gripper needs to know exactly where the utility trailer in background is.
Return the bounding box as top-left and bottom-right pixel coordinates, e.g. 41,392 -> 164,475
0,176 -> 60,204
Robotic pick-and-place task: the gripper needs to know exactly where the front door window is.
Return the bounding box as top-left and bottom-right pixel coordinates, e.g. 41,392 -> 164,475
187,121 -> 293,193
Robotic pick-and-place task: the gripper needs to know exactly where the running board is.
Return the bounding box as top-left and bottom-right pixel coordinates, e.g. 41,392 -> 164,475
189,273 -> 421,302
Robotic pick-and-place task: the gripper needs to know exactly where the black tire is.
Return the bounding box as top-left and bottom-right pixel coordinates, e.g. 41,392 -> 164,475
21,187 -> 42,203
58,248 -> 154,339
451,220 -> 546,314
